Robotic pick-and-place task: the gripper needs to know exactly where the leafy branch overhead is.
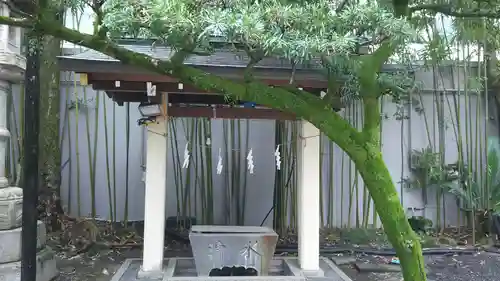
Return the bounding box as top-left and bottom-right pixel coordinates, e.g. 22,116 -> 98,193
2,1 -> 498,91
100,0 -> 421,98
3,1 -> 500,281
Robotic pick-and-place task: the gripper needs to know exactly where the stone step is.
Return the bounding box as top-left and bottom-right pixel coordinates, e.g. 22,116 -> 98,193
0,220 -> 47,263
0,246 -> 58,281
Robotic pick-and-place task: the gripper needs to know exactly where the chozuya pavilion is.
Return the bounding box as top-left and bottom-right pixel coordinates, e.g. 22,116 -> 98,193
58,40 -> 349,281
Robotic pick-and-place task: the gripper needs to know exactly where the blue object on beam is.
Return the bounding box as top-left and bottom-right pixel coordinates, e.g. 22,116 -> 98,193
243,102 -> 256,108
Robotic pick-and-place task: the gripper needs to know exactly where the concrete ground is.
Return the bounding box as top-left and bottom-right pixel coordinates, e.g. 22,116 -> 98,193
52,247 -> 500,281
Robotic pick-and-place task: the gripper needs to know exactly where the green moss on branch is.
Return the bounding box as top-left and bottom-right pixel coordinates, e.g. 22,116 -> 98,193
4,15 -> 427,281
30,18 -> 367,158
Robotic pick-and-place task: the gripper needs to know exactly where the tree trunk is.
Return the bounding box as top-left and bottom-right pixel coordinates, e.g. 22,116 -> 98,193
355,154 -> 426,281
349,95 -> 426,281
39,33 -> 61,191
273,120 -> 285,233
37,12 -> 62,230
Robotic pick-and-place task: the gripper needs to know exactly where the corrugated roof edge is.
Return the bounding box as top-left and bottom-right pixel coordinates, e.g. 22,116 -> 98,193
59,40 -> 474,72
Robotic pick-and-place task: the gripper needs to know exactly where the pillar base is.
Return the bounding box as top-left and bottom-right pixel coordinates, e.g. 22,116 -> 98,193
301,269 -> 324,277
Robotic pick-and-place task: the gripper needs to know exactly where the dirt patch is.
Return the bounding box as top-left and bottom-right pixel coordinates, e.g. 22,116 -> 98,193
48,219 -> 191,281
337,252 -> 500,281
54,248 -> 140,281
47,222 -> 494,281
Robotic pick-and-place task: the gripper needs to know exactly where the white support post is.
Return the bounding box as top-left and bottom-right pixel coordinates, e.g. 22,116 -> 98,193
139,95 -> 168,278
297,121 -> 322,275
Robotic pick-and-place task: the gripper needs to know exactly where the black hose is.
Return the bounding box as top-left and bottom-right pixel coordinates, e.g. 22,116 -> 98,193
275,245 -> 500,256
163,230 -> 500,256
164,229 -> 500,256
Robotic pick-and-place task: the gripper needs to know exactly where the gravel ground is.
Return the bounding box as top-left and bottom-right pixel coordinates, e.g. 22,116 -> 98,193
339,252 -> 500,281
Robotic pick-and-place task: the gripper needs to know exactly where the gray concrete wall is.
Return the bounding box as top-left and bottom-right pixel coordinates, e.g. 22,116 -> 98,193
6,66 -> 498,228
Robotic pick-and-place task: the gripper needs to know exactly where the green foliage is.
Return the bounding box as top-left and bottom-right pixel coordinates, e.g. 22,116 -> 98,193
408,216 -> 433,234
448,149 -> 500,214
103,0 -> 415,62
408,147 -> 458,187
101,0 -> 422,103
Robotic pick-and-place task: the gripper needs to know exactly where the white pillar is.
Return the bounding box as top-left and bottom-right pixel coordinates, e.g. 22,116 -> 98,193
139,117 -> 167,278
297,121 -> 321,274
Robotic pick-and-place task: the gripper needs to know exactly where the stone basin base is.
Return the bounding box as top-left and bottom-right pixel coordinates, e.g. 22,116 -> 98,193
109,257 -> 352,281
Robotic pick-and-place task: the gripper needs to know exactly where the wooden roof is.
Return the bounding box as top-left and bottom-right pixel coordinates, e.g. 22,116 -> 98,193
57,40 -> 403,120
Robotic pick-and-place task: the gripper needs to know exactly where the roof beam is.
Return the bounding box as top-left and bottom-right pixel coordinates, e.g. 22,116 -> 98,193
168,105 -> 296,120
106,91 -> 254,105
92,79 -> 214,94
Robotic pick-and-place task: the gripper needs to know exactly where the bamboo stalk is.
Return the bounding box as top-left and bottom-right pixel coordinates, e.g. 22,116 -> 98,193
363,99 -> 374,227
372,98 -> 384,228
439,85 -> 446,232
483,21 -> 490,211
74,76 -> 81,217
170,120 -> 182,217
438,36 -> 464,230
230,120 -> 237,224
399,101 -> 405,208
290,122 -> 299,229
189,118 -> 197,221
282,122 -> 291,230
233,120 -> 241,225
319,134 -> 324,226
241,120 -> 250,225
204,118 -> 214,223
181,119 -> 195,218
475,53 -> 483,208
327,139 -> 334,227
102,94 -> 114,222
347,104 -> 354,229
223,120 -> 231,223
64,78 -> 73,214
195,119 -> 204,221
286,122 -> 293,229
463,45 -> 475,242
361,101 -> 369,227
123,102 -> 131,224
340,117 -> 346,227
83,87 -> 95,218
112,102 -> 117,221
273,121 -> 284,232
431,66 -> 442,230
91,93 -> 100,219
353,102 -> 360,228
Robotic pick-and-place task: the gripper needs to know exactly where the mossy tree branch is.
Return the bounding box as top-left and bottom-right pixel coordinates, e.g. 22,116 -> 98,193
0,1 -> 440,279
0,15 -> 369,159
409,4 -> 500,19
